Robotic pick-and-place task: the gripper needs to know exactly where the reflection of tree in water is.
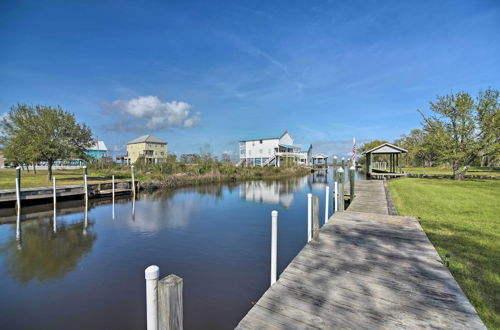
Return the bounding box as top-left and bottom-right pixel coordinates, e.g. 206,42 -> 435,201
1,218 -> 96,283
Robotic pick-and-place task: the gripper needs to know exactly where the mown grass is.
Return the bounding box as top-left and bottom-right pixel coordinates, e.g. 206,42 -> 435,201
403,166 -> 500,177
388,178 -> 500,329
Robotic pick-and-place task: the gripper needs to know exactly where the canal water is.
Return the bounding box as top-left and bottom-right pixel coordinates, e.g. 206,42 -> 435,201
0,168 -> 364,330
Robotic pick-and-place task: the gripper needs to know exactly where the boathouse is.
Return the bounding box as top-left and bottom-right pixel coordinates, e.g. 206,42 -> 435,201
363,142 -> 408,179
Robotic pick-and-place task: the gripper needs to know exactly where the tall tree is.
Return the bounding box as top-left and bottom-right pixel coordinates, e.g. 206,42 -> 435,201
1,104 -> 93,180
419,91 -> 478,180
476,88 -> 500,167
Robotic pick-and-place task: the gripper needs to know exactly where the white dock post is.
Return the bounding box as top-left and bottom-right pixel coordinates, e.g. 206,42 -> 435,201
334,182 -> 338,212
15,166 -> 21,214
307,193 -> 312,242
324,186 -> 329,224
83,166 -> 88,205
271,210 -> 278,286
112,175 -> 115,219
131,165 -> 136,196
15,176 -> 21,241
53,176 -> 57,233
145,265 -> 160,330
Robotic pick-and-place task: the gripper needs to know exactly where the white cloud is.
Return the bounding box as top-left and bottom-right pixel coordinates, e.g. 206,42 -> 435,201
104,96 -> 200,131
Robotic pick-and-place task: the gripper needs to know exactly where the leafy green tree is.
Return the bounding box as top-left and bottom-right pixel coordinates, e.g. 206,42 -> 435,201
476,88 -> 500,167
357,140 -> 388,165
419,91 -> 478,180
1,104 -> 93,180
395,129 -> 439,167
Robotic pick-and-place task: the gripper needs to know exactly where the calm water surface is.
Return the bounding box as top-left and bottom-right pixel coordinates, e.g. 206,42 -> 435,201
0,168 -> 363,330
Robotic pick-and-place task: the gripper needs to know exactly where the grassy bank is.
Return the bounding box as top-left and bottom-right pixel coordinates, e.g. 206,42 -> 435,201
0,165 -> 310,190
388,178 -> 500,329
403,166 -> 500,177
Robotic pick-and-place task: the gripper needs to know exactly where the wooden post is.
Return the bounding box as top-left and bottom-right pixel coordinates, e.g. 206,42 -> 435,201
158,274 -> 184,330
131,165 -> 136,196
313,196 -> 319,242
307,193 -> 312,242
324,186 -> 329,224
337,167 -> 345,211
112,175 -> 115,219
349,166 -> 355,203
332,156 -> 337,183
53,176 -> 57,233
270,210 -> 278,286
334,181 -> 338,212
145,265 -> 160,330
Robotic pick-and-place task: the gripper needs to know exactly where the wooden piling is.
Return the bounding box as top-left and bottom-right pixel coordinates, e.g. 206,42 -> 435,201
158,274 -> 184,330
349,166 -> 355,202
337,167 -> 345,211
313,196 -> 319,242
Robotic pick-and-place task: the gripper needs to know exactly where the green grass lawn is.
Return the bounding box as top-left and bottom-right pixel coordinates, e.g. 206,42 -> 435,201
0,168 -> 132,190
403,166 -> 500,177
389,178 -> 500,329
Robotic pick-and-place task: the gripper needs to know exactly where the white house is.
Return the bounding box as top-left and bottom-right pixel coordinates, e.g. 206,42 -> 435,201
239,131 -> 312,167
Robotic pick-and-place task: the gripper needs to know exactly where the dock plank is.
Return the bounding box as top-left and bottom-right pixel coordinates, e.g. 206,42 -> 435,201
235,180 -> 486,329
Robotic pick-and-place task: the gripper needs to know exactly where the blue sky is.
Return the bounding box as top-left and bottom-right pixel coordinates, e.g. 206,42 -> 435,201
1,0 -> 499,158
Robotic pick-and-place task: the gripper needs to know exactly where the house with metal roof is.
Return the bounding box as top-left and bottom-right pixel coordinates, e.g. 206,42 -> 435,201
238,131 -> 312,167
123,134 -> 168,164
85,140 -> 108,161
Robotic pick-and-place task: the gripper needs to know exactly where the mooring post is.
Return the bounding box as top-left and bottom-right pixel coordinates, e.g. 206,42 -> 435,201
131,165 -> 136,196
349,166 -> 355,203
53,176 -> 57,233
337,167 -> 345,211
83,166 -> 88,205
334,181 -> 338,212
324,186 -> 329,224
271,210 -> 278,285
15,166 -> 21,214
112,175 -> 115,219
332,156 -> 337,183
158,274 -> 184,330
307,193 -> 312,242
145,265 -> 160,330
313,196 -> 320,241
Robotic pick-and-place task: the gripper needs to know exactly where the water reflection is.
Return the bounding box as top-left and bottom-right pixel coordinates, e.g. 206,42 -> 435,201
1,218 -> 96,283
239,176 -> 308,209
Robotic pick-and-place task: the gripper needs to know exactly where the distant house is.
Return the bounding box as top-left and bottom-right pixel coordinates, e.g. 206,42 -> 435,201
124,135 -> 168,164
85,140 -> 108,160
239,131 -> 312,167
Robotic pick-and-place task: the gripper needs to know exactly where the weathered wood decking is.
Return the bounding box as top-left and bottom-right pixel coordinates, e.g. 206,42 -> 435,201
236,180 -> 486,329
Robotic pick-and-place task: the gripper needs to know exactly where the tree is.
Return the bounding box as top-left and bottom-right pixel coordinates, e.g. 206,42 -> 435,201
419,91 -> 478,180
1,104 -> 93,180
476,88 -> 500,167
221,152 -> 232,163
394,129 -> 439,167
357,140 -> 388,165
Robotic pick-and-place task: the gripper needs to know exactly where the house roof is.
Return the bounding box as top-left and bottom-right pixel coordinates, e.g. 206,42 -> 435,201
127,134 -> 166,145
87,140 -> 107,151
312,153 -> 328,159
363,143 -> 408,154
240,130 -> 290,142
279,143 -> 300,150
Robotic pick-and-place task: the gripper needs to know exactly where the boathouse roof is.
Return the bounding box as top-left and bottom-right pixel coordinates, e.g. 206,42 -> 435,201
363,143 -> 408,154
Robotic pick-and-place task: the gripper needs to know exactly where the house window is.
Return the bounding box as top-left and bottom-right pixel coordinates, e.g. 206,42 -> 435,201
259,149 -> 263,154
260,140 -> 263,144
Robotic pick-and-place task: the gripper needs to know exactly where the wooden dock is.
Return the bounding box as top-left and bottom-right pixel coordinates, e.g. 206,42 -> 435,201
236,180 -> 486,329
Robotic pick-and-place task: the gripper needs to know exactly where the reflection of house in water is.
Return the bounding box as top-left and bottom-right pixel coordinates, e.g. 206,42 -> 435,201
239,177 -> 308,209
309,170 -> 329,189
